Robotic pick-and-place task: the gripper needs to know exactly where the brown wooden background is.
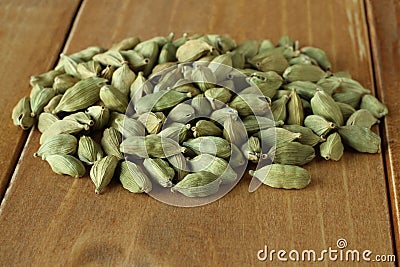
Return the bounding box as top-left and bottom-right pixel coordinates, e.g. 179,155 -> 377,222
0,0 -> 399,266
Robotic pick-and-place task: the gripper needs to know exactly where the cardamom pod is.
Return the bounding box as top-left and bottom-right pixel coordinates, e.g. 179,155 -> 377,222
130,71 -> 152,102
320,132 -> 344,161
93,50 -> 125,67
283,64 -> 326,82
101,127 -> 124,160
271,95 -> 289,122
192,120 -> 222,138
55,46 -> 104,71
256,127 -> 301,149
138,112 -> 166,134
143,158 -> 175,187
134,40 -> 159,76
223,114 -> 247,146
316,76 -> 341,95
210,107 -> 238,125
30,87 -> 56,117
241,136 -> 261,163
190,154 -> 237,184
269,142 -> 315,166
38,112 -> 59,133
282,125 -> 323,146
346,109 -> 379,128
230,143 -> 247,168
135,90 -> 190,114
254,54 -> 289,74
53,73 -> 79,94
111,63 -> 136,96
332,90 -> 361,108
53,77 -> 107,113
119,161 -> 152,193
120,50 -> 150,72
286,89 -> 304,125
40,120 -> 89,145
338,125 -> 381,153
230,94 -> 270,116
100,64 -> 115,80
205,87 -> 232,109
63,112 -> 94,127
360,94 -> 388,118
78,135 -> 104,164
99,84 -> 129,113
249,164 -> 311,189
34,133 -> 77,160
115,117 -> 146,137
183,136 -> 231,158
300,46 -> 331,70
167,103 -> 195,123
76,60 -> 102,79
208,54 -> 233,80
30,69 -> 64,88
242,115 -> 278,134
43,94 -> 63,113
12,96 -> 36,130
304,115 -> 336,136
159,123 -> 191,143
171,171 -> 221,197
45,154 -> 86,178
60,54 -> 80,78
191,95 -> 213,117
311,89 -> 344,126
90,155 -> 119,194
283,81 -> 317,100
85,105 -> 110,130
176,39 -> 214,62
336,102 -> 356,122
110,36 -> 140,51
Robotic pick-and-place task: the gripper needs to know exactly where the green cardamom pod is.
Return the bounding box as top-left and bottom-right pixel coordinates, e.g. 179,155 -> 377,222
336,102 -> 356,122
115,117 -> 146,137
277,35 -> 295,48
172,83 -> 201,97
183,136 -> 231,158
90,155 -> 119,194
76,60 -> 102,79
288,54 -> 317,66
346,109 -> 379,128
119,161 -> 152,193
205,87 -> 232,109
53,73 -> 79,94
254,54 -> 289,74
40,120 -> 88,145
338,125 -> 381,153
111,63 -> 136,96
190,154 -> 237,184
159,123 -> 191,143
241,136 -> 262,163
242,115 -> 279,134
208,54 -> 233,80
283,81 -> 317,100
135,40 -> 159,76
258,39 -> 275,53
60,54 -> 80,78
311,89 -> 344,126
176,39 -> 214,62
55,46 -> 104,71
230,143 -> 246,168
223,114 -> 247,146
63,112 -> 94,127
38,112 -> 59,133
30,87 -> 56,117
93,50 -> 125,67
210,107 -> 238,125
300,46 -> 331,70
138,112 -> 166,134
101,127 -> 124,160
135,90 -> 190,114
30,69 -> 64,88
159,41 -> 177,64
45,154 -> 86,178
167,153 -> 189,182
268,142 -> 315,166
316,76 -> 342,95
108,112 -> 125,129
256,127 -> 301,149
34,133 -> 77,160
360,94 -> 388,118
249,164 -> 311,189
191,95 -> 213,117
43,94 -> 63,113
85,105 -> 110,131
78,135 -> 104,165
171,171 -> 221,197
99,85 -> 129,113
167,103 -> 195,123
143,158 -> 175,187
100,64 -> 115,80
332,90 -> 361,108
12,96 -> 36,130
271,95 -> 289,122
130,71 -> 152,103
304,115 -> 336,137
191,65 -> 217,92
192,120 -> 222,138
283,64 -> 326,82
110,36 -> 140,51
230,94 -> 270,116
234,40 -> 259,59
53,77 -> 107,113
320,132 -> 344,161
120,50 -> 150,72
286,89 -> 304,125
282,124 -> 323,146
339,77 -> 371,95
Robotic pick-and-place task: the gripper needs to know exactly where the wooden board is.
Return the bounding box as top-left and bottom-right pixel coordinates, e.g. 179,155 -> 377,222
0,0 -> 396,266
366,0 -> 400,256
0,0 -> 82,198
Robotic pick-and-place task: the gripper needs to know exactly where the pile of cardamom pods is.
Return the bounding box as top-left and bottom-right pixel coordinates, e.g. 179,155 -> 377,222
11,33 -> 388,198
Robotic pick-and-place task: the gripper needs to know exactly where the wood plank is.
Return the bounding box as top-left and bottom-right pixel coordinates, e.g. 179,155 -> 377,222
366,0 -> 400,256
0,0 -> 82,199
0,0 -> 395,265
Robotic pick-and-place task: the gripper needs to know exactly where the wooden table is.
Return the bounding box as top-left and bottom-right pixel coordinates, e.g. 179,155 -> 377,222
0,0 -> 399,266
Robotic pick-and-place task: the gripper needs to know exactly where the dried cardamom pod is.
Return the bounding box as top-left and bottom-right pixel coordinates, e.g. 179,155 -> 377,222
208,54 -> 233,80
339,77 -> 371,94
346,109 -> 379,128
45,154 -> 86,178
191,95 -> 213,117
38,112 -> 59,133
134,40 -> 159,76
338,125 -> 381,153
271,95 -> 289,122
60,54 -> 80,78
311,89 -> 344,126
40,120 -> 89,145
159,40 -> 177,64
320,132 -> 344,161
63,112 -> 94,127
332,90 -> 361,108
304,115 -> 336,137
53,73 -> 79,94
99,85 -> 129,113
76,60 -> 102,79
254,54 -> 289,74
300,46 -> 331,70
100,64 -> 116,80
108,112 -> 125,129
258,39 -> 275,53
256,127 -> 301,149
119,161 -> 152,193
230,94 -> 270,116
183,136 -> 231,158
286,89 -> 304,125
85,105 -> 110,130
55,46 -> 104,71
158,123 -> 191,143
173,83 -> 201,97
249,164 -> 311,189
135,90 -> 190,114
78,136 -> 104,165
115,117 -> 146,137
192,120 -> 222,138
283,81 -> 317,100
316,76 -> 342,95
336,102 -> 356,122
176,39 -> 214,62
34,133 -> 77,160
53,77 -> 107,113
12,96 -> 36,130
282,125 -> 323,146
167,153 -> 189,182
93,50 -> 125,67
43,95 -> 63,113
210,107 -> 238,125
191,65 -> 217,92
171,171 -> 221,197
223,114 -> 247,146
130,71 -> 152,102
167,103 -> 195,123
143,158 -> 175,187
190,154 -> 237,184
110,36 -> 140,51
120,50 -> 150,72
277,35 -> 295,48
269,141 -> 315,166
90,155 -> 119,194
111,63 -> 136,96
234,40 -> 259,59
30,69 -> 64,88
30,87 -> 56,117
205,87 -> 232,109
230,143 -> 246,168
138,112 -> 166,134
242,115 -> 279,134
101,127 -> 124,160
360,94 -> 388,118
288,54 -> 317,66
121,135 -> 185,158
241,136 -> 262,163
283,64 -> 326,82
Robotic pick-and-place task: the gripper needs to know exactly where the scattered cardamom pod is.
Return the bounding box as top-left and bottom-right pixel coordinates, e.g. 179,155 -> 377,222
320,132 -> 344,161
45,154 -> 86,178
90,155 -> 119,194
78,135 -> 104,164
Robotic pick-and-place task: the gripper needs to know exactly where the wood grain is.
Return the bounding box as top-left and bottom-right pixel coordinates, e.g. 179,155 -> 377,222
366,0 -> 400,256
0,0 -> 82,199
0,0 -> 395,266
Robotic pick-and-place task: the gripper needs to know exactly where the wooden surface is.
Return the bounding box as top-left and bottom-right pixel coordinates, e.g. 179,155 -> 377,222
0,0 -> 397,266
